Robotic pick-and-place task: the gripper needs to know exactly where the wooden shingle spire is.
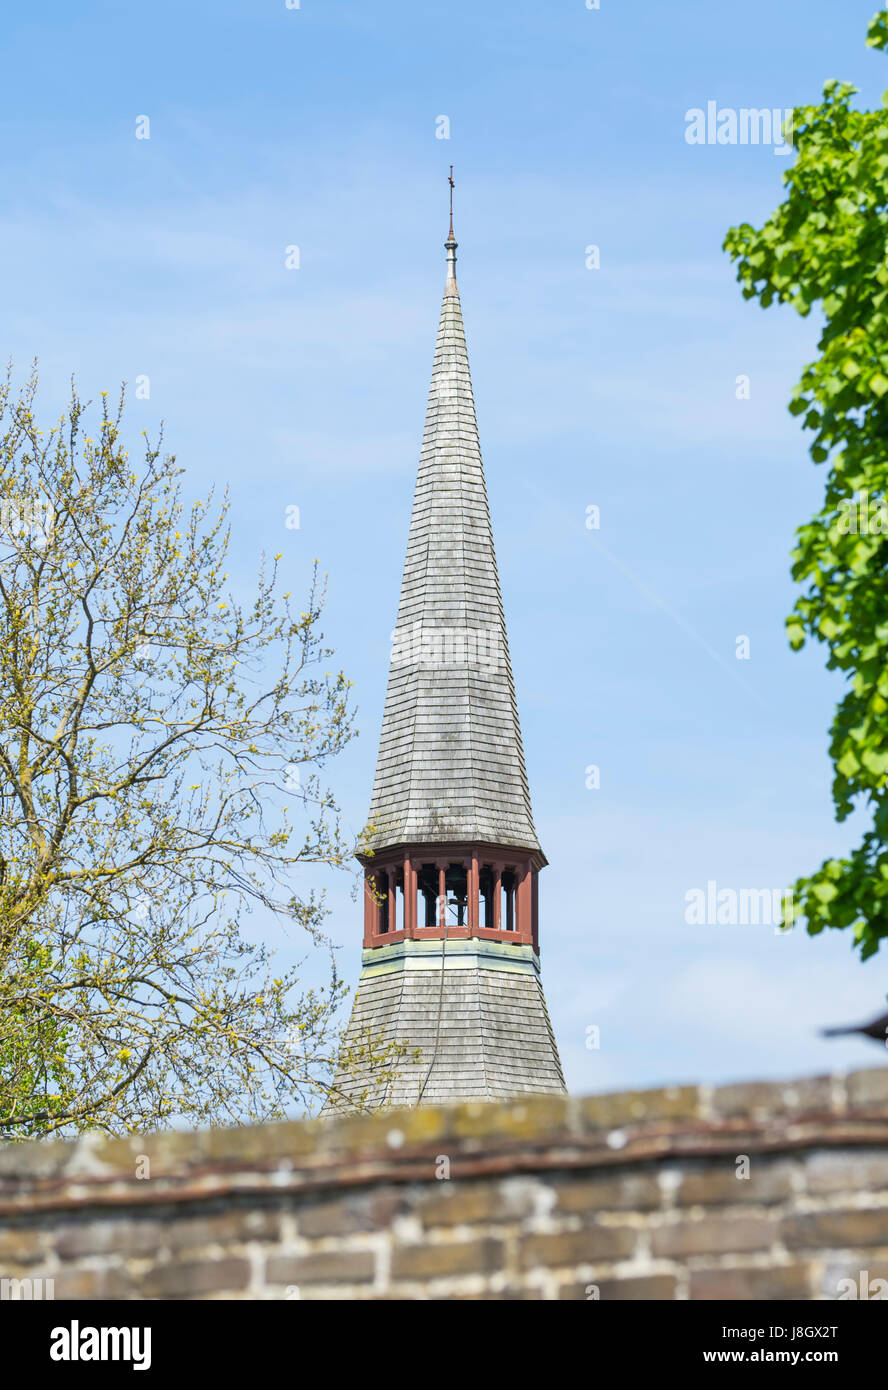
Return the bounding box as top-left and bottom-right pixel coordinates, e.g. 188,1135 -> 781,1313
363,219 -> 541,856
328,205 -> 564,1112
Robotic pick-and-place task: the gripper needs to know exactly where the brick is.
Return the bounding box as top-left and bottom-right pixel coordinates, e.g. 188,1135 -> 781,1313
519,1226 -> 636,1269
51,1270 -> 108,1301
201,1118 -> 318,1163
115,1128 -> 214,1175
143,1258 -> 251,1298
711,1076 -> 832,1119
297,1198 -> 373,1238
165,1210 -> 280,1250
805,1151 -> 888,1195
449,1095 -> 570,1141
0,1142 -> 70,1179
0,1229 -> 49,1265
690,1264 -> 812,1301
709,1082 -> 780,1118
579,1086 -> 699,1131
674,1162 -> 793,1207
56,1218 -> 163,1260
652,1215 -> 773,1258
392,1237 -> 504,1280
52,1268 -> 136,1300
80,1136 -> 148,1173
847,1068 -> 888,1109
418,1177 -> 552,1228
555,1174 -> 661,1215
782,1209 -> 888,1250
266,1250 -> 375,1285
418,1183 -> 505,1228
297,1191 -> 410,1237
321,1107 -> 446,1154
559,1274 -> 678,1300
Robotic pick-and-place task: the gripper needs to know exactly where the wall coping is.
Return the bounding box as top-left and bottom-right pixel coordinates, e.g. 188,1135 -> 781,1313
1,1067 -> 888,1220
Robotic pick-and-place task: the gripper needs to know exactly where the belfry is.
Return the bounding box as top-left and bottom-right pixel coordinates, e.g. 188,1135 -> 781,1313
332,197 -> 565,1108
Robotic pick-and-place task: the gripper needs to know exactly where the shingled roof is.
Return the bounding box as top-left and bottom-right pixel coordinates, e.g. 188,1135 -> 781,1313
363,238 -> 541,855
332,941 -> 566,1108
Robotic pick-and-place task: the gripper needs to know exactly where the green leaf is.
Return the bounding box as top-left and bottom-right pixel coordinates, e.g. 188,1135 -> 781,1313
837,748 -> 860,777
861,747 -> 888,776
812,881 -> 839,904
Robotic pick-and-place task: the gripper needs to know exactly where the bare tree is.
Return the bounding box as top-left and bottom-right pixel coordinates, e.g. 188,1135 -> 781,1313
0,367 -> 397,1138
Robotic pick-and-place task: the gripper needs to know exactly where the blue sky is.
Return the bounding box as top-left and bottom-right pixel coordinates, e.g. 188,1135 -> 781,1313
3,0 -> 888,1108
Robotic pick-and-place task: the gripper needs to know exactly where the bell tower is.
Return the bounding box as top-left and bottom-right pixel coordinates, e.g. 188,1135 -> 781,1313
331,196 -> 565,1108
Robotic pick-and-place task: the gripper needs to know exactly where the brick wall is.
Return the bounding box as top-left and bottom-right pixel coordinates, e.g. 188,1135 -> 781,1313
4,1067 -> 888,1300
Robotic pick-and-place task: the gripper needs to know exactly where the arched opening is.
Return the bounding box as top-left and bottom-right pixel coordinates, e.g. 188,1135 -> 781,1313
445,863 -> 468,925
479,865 -> 494,929
419,862 -> 438,927
376,870 -> 389,934
502,867 -> 516,931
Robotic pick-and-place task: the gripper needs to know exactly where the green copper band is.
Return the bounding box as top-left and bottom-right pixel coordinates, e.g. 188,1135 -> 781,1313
359,936 -> 541,979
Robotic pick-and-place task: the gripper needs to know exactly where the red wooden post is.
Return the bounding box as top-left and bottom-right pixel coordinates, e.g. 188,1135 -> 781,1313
531,869 -> 539,951
517,864 -> 532,939
468,851 -> 479,933
404,855 -> 416,936
492,864 -> 502,931
438,863 -> 446,928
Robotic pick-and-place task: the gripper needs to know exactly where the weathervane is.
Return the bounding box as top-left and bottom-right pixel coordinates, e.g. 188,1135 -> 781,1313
448,165 -> 455,239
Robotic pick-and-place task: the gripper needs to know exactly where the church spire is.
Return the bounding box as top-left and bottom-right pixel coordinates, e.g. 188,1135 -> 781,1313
329,215 -> 565,1111
363,195 -> 541,858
